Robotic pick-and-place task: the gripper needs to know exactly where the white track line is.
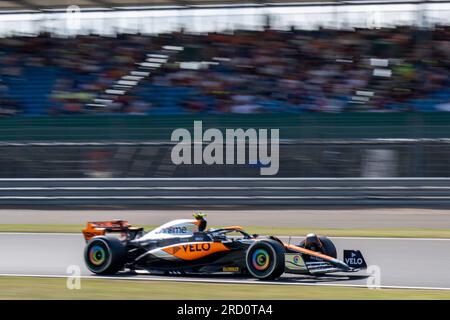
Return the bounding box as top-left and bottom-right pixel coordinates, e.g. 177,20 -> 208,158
1,177 -> 450,181
0,273 -> 449,291
3,186 -> 450,190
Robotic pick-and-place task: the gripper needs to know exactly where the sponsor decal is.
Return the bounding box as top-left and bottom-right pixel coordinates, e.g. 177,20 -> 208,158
285,254 -> 306,270
163,242 -> 229,260
345,257 -> 364,266
156,226 -> 188,234
170,246 -> 181,254
343,250 -> 366,268
306,263 -> 332,269
223,266 -> 240,272
182,243 -> 211,252
308,255 -> 324,262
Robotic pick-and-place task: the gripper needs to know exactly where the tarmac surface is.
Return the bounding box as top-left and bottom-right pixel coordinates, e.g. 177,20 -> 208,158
2,207 -> 450,228
1,232 -> 449,290
1,207 -> 450,290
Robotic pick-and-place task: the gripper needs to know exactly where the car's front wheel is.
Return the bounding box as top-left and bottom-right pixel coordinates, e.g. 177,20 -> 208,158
245,240 -> 285,280
84,236 -> 126,275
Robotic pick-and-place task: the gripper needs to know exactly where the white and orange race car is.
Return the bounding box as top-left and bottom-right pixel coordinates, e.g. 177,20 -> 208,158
82,214 -> 367,280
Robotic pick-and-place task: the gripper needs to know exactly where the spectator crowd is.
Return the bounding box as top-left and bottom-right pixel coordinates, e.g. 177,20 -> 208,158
0,25 -> 449,115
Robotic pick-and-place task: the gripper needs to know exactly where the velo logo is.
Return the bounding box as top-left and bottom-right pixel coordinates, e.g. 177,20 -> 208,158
170,121 -> 279,175
182,243 -> 211,252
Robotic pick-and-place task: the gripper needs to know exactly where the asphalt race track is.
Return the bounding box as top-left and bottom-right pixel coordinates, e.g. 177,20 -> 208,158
1,233 -> 449,290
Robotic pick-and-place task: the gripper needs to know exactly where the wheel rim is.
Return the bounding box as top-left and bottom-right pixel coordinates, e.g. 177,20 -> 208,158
252,248 -> 270,271
89,245 -> 107,266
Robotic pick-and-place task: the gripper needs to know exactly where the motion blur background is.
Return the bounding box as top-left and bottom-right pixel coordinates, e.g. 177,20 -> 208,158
0,0 -> 449,179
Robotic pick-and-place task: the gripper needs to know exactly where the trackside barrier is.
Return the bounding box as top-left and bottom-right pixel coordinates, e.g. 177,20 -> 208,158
0,178 -> 449,205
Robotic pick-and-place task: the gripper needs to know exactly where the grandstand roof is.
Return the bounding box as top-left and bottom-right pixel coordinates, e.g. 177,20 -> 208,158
0,0 -> 352,12
1,0 -> 444,12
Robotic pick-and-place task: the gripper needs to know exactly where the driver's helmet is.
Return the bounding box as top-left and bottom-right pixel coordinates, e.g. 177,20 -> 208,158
193,212 -> 207,231
304,233 -> 323,251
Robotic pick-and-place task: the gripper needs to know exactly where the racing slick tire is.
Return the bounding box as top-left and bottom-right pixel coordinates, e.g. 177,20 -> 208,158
245,240 -> 285,280
84,236 -> 126,275
299,235 -> 337,258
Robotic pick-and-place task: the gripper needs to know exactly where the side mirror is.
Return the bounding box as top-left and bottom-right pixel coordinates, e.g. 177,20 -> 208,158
252,234 -> 259,238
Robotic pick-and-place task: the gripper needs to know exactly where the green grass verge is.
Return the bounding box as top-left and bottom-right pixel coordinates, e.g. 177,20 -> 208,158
1,224 -> 450,238
0,276 -> 449,299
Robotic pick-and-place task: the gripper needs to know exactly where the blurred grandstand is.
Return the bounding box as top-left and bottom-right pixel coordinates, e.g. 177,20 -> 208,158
0,27 -> 449,116
0,1 -> 448,180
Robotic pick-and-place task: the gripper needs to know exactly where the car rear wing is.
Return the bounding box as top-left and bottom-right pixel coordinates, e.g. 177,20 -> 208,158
82,219 -> 143,242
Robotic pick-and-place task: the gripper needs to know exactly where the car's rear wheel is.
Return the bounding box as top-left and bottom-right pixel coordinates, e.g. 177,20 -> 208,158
84,236 -> 126,275
245,240 -> 285,280
299,235 -> 337,258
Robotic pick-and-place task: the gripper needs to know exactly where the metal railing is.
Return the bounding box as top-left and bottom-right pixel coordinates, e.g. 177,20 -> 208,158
0,177 -> 448,205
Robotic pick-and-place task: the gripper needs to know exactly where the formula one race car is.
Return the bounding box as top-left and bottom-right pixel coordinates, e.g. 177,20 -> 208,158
82,214 -> 367,280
